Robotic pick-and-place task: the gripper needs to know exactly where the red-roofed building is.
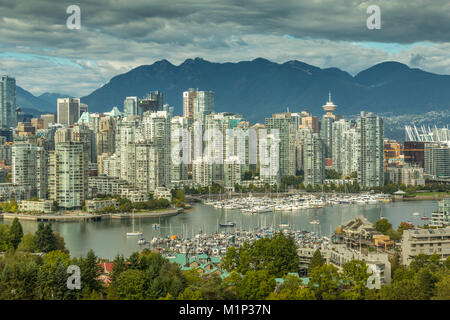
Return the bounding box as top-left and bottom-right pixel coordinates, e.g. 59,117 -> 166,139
96,262 -> 114,286
98,262 -> 114,274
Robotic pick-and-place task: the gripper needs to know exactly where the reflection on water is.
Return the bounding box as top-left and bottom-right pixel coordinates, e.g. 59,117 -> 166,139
1,200 -> 437,259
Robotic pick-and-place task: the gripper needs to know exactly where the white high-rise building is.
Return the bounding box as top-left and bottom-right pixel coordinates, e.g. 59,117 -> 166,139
193,156 -> 212,187
171,116 -> 189,182
48,142 -> 88,210
117,119 -> 139,181
265,113 -> 296,178
259,132 -> 281,186
12,143 -> 47,199
142,111 -> 171,187
342,126 -> 359,176
357,111 -> 384,187
224,156 -> 242,190
302,129 -> 325,187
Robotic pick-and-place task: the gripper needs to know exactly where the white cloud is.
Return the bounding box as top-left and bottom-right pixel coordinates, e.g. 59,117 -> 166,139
1,0 -> 450,95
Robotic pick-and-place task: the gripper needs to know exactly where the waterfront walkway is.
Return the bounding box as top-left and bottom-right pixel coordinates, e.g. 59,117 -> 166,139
0,207 -> 184,222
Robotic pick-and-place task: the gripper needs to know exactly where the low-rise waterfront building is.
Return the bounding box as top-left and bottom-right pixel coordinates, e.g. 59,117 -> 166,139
386,164 -> 425,186
18,199 -> 54,214
401,226 -> 450,265
326,244 -> 391,285
88,175 -> 129,197
323,179 -> 355,186
120,189 -> 149,202
297,243 -> 391,284
154,187 -> 172,202
431,199 -> 450,227
85,199 -> 119,213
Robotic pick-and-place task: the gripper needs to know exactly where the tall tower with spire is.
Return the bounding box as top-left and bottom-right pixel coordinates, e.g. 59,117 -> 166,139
322,91 -> 337,119
320,91 -> 340,160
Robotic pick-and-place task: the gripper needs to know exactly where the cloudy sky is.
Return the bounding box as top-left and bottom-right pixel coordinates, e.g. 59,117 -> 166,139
1,0 -> 450,97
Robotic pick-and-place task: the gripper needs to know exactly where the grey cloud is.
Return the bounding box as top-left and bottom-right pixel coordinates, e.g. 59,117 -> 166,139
1,0 -> 450,96
410,53 -> 425,66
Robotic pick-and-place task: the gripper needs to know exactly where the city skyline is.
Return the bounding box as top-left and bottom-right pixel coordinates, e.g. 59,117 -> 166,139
0,0 -> 449,305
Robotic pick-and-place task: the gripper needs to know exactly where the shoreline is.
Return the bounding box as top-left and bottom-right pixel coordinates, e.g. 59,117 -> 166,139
396,194 -> 450,201
0,195 -> 446,222
0,207 -> 184,222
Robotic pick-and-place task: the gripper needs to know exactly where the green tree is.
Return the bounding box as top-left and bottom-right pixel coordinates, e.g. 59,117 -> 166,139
433,275 -> 450,300
308,249 -> 325,275
36,254 -> 76,300
379,279 -> 423,300
111,254 -> 127,282
236,270 -> 276,300
375,218 -> 393,235
325,169 -> 341,179
17,233 -> 37,252
0,255 -> 39,299
410,253 -> 441,273
54,232 -> 69,254
267,275 -> 315,300
177,287 -> 203,300
389,252 -> 401,278
195,274 -> 225,300
113,269 -> 146,300
0,224 -> 12,251
9,218 -> 23,250
340,260 -> 371,300
416,268 -> 438,299
80,249 -> 101,293
34,222 -> 57,253
222,233 -> 299,277
309,264 -> 341,300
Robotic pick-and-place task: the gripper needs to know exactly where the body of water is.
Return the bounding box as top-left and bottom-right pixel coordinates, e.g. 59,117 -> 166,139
1,200 -> 438,259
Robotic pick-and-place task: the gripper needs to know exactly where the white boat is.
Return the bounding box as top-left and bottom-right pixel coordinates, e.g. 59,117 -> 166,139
253,206 -> 273,213
138,238 -> 146,245
127,231 -> 143,236
412,212 -> 420,216
355,199 -> 367,205
126,212 -> 143,236
220,221 -> 236,227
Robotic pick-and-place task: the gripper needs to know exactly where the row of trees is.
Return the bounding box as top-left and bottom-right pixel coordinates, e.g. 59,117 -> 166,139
1,199 -> 18,213
92,196 -> 171,214
1,227 -> 449,300
0,219 -> 67,254
374,218 -> 414,241
0,249 -> 101,300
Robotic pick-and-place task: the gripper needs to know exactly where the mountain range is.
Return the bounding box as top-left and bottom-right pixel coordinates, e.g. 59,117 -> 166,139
17,58 -> 450,123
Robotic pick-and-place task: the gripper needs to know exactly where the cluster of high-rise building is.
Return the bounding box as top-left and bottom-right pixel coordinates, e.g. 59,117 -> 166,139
0,75 -> 392,211
383,126 -> 450,185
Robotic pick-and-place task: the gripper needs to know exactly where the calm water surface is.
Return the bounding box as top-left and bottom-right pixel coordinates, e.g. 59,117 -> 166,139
0,200 -> 438,259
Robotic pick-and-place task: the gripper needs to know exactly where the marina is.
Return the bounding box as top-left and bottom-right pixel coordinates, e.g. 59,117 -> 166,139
0,199 -> 438,260
203,192 -> 392,214
150,228 -> 330,259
